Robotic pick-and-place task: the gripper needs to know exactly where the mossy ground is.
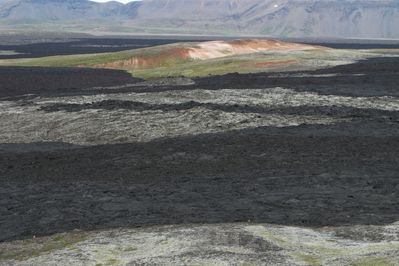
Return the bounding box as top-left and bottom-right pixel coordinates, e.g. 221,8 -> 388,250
294,253 -> 321,265
247,225 -> 399,266
349,257 -> 394,266
0,231 -> 88,261
2,224 -> 399,265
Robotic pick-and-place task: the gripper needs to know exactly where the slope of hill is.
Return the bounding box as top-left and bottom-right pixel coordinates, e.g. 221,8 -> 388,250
0,38 -> 385,79
0,0 -> 398,38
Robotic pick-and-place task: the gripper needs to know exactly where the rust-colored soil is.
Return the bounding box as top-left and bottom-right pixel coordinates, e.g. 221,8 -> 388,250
94,47 -> 191,69
90,39 -> 323,70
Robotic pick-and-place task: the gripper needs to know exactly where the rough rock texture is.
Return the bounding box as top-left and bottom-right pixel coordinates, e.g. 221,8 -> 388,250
1,52 -> 399,264
1,223 -> 399,265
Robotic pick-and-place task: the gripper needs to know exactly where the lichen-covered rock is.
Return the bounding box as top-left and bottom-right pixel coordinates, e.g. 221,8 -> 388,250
1,223 -> 399,265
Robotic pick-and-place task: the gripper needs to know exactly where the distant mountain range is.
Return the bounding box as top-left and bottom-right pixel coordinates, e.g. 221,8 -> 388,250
1,0 -> 398,38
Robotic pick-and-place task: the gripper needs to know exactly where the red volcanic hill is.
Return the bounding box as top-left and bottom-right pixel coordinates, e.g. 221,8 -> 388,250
93,39 -> 324,69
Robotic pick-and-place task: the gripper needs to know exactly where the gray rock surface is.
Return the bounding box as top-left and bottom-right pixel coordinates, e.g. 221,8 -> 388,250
1,223 -> 399,265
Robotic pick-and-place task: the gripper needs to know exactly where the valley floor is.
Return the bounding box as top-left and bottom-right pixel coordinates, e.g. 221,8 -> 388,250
1,56 -> 399,265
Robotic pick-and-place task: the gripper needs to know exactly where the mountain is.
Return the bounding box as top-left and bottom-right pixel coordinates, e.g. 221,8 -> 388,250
0,0 -> 398,38
126,0 -> 399,38
0,0 -> 128,20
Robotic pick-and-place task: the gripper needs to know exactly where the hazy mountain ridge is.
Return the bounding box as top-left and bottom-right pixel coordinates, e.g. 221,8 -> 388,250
0,0 -> 398,38
0,0 -> 128,20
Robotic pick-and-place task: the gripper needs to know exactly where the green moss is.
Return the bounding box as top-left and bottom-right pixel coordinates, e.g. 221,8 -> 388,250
294,253 -> 321,266
105,258 -> 119,265
259,231 -> 287,245
349,257 -> 394,266
309,245 -> 344,256
0,231 -> 88,262
53,235 -> 65,242
123,246 -> 137,252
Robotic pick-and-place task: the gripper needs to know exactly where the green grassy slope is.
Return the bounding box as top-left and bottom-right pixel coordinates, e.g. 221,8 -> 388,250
0,43 -> 390,79
131,52 -> 302,79
0,43 -> 193,68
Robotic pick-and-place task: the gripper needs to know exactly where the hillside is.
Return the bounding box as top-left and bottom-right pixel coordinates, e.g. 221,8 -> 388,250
0,39 -> 387,79
0,0 -> 398,38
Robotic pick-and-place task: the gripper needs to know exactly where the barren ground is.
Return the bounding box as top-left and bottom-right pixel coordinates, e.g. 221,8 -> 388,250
0,52 -> 399,265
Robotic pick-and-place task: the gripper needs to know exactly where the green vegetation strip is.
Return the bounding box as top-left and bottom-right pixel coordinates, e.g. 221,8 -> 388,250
0,231 -> 88,261
0,50 -> 22,55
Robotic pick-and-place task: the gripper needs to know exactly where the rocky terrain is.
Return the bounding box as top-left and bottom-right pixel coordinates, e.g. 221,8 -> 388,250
0,50 -> 399,264
2,223 -> 399,265
1,0 -> 399,38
